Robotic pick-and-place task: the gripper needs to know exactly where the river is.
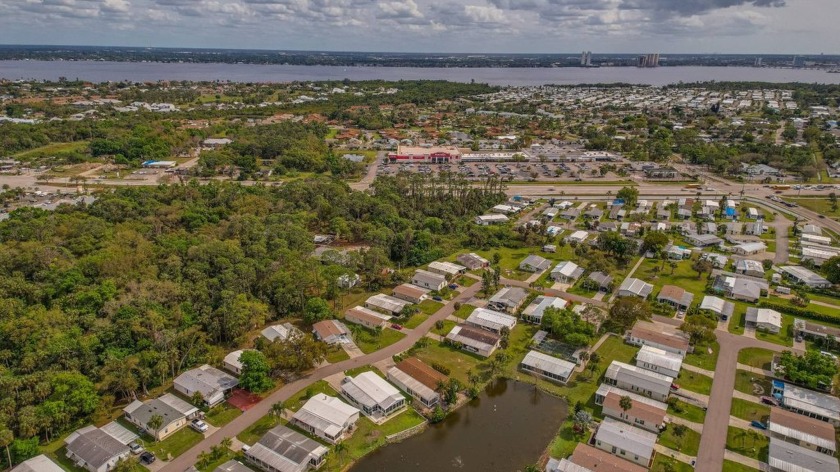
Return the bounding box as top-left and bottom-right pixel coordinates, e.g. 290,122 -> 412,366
1,61 -> 839,86
350,379 -> 567,472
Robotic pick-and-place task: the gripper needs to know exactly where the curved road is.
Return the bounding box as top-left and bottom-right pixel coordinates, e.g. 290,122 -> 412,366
160,283 -> 483,472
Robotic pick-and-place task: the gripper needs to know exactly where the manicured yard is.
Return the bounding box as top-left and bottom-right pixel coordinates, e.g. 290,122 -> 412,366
325,345 -> 350,364
204,402 -> 242,427
344,365 -> 378,378
452,303 -> 477,320
355,328 -> 406,354
238,414 -> 283,446
413,341 -> 484,386
659,424 -> 701,456
667,399 -> 707,424
433,320 -> 457,337
788,197 -> 840,220
145,427 -> 205,461
633,258 -> 711,299
285,380 -> 339,413
734,370 -> 773,397
730,398 -> 770,423
196,449 -> 241,472
674,371 -> 713,395
651,454 -> 694,472
737,348 -> 775,370
418,299 -> 443,315
754,313 -> 793,348
722,459 -> 760,472
726,426 -> 769,461
684,341 -> 719,371
455,275 -> 478,287
402,312 -> 429,329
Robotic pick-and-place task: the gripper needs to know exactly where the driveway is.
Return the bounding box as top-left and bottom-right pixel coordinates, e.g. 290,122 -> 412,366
159,282 -> 483,472
695,331 -> 787,472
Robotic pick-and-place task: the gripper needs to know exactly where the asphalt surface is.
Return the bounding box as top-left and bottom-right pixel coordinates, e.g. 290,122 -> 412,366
159,283 -> 483,472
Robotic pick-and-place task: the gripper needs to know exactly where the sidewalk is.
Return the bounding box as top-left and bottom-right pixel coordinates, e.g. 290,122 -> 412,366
729,416 -> 768,435
654,444 -> 695,466
732,390 -> 763,405
667,415 -> 704,434
736,363 -> 774,377
724,449 -> 766,470
673,389 -> 709,406
682,363 -> 715,378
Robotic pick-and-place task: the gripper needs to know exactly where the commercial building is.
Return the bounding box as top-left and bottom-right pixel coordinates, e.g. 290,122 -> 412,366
340,372 -> 406,421
387,145 -> 461,163
344,306 -> 390,330
465,307 -> 517,334
387,358 -> 445,408
446,324 -> 501,357
604,361 -> 674,402
244,424 -> 329,472
173,365 -> 239,407
635,345 -> 683,378
291,394 -> 360,444
519,350 -> 576,384
593,417 -> 656,467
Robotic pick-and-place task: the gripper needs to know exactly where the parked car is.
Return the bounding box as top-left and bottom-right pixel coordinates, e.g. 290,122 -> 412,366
390,323 -> 403,330
190,419 -> 208,433
432,296 -> 443,301
139,452 -> 156,465
760,396 -> 780,406
670,383 -> 680,391
128,442 -> 144,455
448,283 -> 458,290
751,421 -> 767,430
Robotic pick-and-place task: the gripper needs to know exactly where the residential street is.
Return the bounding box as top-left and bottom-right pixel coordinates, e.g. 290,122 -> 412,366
159,282 -> 483,472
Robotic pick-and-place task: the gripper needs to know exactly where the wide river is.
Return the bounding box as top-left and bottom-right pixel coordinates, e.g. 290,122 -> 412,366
350,379 -> 567,472
1,60 -> 839,86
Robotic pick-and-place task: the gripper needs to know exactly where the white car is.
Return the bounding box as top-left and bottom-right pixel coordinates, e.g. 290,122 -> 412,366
190,419 -> 209,433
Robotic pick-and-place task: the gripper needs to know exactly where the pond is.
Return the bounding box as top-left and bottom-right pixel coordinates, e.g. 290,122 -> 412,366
351,379 -> 568,471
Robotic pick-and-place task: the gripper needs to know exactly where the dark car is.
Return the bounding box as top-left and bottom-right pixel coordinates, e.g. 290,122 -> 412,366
433,296 -> 443,301
390,323 -> 403,330
139,452 -> 156,465
751,420 -> 767,430
448,283 -> 458,290
760,395 -> 780,406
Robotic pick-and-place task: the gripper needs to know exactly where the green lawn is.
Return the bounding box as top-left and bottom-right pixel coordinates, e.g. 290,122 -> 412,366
455,275 -> 478,287
722,459 -> 760,472
355,328 -> 406,355
659,424 -> 701,456
204,403 -> 242,427
737,348 -> 775,371
734,370 -> 773,397
433,320 -> 457,337
684,341 -> 719,371
145,427 -> 205,461
651,454 -> 694,472
753,313 -> 793,348
413,341 -> 483,386
51,447 -> 90,472
285,380 -> 339,413
667,399 -> 707,424
325,345 -> 350,364
238,415 -> 283,446
417,299 -> 443,315
402,312 -> 428,329
674,371 -> 713,395
730,398 -> 770,423
344,365 -> 378,378
320,410 -> 426,471
196,449 -> 243,472
633,258 -> 711,299
452,303 -> 477,320
14,140 -> 90,160
788,197 -> 840,220
726,426 -> 769,461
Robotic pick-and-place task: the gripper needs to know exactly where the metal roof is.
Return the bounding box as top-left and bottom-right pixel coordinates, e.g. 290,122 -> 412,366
341,372 -> 404,411
99,421 -> 138,445
387,367 -> 439,403
769,408 -> 836,452
636,345 -> 683,373
779,383 -> 840,422
699,296 -> 734,317
520,350 -> 576,379
595,417 -> 657,461
466,308 -> 517,331
768,437 -> 839,472
365,293 -> 409,314
65,426 -> 129,469
605,361 -> 674,396
11,455 -> 65,472
292,394 -> 359,438
245,425 -> 328,472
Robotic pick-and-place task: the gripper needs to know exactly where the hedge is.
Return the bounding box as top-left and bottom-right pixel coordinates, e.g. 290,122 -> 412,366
757,301 -> 840,325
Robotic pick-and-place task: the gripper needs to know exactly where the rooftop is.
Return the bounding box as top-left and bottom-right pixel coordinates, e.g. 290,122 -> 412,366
768,437 -> 839,472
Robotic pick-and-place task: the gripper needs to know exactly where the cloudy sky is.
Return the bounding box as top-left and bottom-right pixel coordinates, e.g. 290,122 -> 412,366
0,0 -> 836,53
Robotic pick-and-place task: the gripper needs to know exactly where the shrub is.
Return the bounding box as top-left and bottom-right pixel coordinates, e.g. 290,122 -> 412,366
431,362 -> 451,375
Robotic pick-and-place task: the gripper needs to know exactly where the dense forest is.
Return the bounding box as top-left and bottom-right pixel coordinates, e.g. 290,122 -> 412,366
0,173 -> 507,459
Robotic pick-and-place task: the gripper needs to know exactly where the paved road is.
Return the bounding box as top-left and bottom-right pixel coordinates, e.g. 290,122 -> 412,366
160,282 -> 483,472
694,330 -> 787,472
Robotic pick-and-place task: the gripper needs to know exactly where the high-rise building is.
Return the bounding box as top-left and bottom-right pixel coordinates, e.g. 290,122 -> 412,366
580,51 -> 592,66
637,53 -> 659,68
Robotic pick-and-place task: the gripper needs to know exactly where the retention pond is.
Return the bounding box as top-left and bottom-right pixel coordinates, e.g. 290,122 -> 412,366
351,379 -> 568,471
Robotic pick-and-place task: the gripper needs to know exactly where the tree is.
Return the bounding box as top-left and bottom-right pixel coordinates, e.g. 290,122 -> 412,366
641,231 -> 669,255
147,414 -> 164,440
607,297 -> 652,333
672,424 -> 688,451
271,401 -> 286,418
261,333 -> 327,375
238,350 -> 274,393
619,396 -> 633,415
830,192 -> 838,212
692,258 -> 713,279
303,297 -> 333,324
0,429 -> 12,470
191,391 -> 205,407
823,255 -> 840,284
616,186 -> 639,208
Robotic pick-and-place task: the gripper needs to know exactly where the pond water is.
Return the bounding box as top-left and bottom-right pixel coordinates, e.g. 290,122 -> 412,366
351,379 -> 568,472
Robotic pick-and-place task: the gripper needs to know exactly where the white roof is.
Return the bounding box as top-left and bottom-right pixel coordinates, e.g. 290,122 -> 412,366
387,367 -> 438,403
780,265 -> 831,286
699,296 -> 734,316
552,261 -> 582,278
736,259 -> 765,272
477,214 -> 509,222
768,437 -> 839,472
780,383 -> 840,422
12,455 -> 65,472
636,345 -> 683,373
466,308 -> 517,331
522,296 -> 567,321
261,323 -> 298,342
605,361 -> 674,396
224,349 -> 251,371
293,394 -> 359,437
618,278 -> 653,297
99,421 -> 139,445
341,372 -> 404,410
521,350 -> 575,378
428,261 -> 465,274
568,230 -> 588,241
366,293 -> 409,313
746,307 -> 782,328
546,458 -> 593,472
735,242 -> 767,252
595,417 -> 657,461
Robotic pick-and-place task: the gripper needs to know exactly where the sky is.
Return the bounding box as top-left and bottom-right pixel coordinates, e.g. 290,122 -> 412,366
0,0 -> 837,54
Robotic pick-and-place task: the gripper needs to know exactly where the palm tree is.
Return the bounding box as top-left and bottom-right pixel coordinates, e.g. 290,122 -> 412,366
272,401 -> 287,419
619,396 -> 633,417
147,414 -> 164,440
0,428 -> 13,470
220,437 -> 233,449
